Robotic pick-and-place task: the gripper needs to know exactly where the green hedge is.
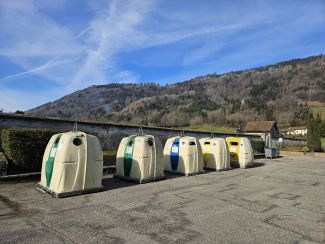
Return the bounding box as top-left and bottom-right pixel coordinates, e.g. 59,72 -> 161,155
0,128 -> 66,173
250,140 -> 265,153
0,129 -> 2,152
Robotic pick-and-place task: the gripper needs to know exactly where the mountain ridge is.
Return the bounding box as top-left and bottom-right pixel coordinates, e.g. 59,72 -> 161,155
27,54 -> 325,127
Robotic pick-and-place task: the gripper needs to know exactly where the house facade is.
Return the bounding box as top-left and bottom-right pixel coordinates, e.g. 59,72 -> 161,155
285,126 -> 308,136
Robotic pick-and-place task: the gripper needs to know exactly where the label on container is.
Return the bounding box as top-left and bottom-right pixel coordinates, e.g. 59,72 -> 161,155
58,141 -> 64,150
171,146 -> 179,153
50,148 -> 57,157
229,147 -> 236,153
125,146 -> 133,154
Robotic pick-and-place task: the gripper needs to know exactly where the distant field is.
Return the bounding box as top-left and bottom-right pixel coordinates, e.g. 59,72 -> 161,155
281,146 -> 303,152
103,150 -> 117,156
308,101 -> 325,121
181,124 -> 236,133
322,137 -> 325,148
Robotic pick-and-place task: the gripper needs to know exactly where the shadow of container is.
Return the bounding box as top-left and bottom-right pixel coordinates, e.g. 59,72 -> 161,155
0,152 -> 8,176
103,153 -> 117,167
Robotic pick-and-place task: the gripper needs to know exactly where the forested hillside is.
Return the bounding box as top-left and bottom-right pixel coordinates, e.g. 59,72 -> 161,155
27,55 -> 325,127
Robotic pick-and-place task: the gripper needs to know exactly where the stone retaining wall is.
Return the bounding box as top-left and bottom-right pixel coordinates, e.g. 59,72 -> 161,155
0,113 -> 260,150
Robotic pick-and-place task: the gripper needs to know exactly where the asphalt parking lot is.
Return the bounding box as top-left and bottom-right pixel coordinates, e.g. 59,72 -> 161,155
0,156 -> 324,244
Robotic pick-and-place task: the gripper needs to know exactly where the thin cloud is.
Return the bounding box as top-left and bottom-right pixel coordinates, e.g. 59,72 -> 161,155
70,0 -> 156,86
0,0 -> 324,112
0,23 -> 96,82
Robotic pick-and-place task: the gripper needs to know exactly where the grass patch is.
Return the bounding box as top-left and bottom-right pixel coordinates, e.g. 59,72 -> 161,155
281,146 -> 303,152
308,101 -> 325,121
103,150 -> 117,157
180,124 -> 236,133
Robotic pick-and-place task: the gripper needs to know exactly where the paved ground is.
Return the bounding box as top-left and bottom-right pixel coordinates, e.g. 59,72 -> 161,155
0,156 -> 324,244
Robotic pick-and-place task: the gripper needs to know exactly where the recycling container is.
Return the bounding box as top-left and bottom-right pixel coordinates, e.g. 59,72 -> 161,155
37,131 -> 103,197
199,137 -> 231,171
115,135 -> 165,183
226,137 -> 254,168
164,136 -> 204,176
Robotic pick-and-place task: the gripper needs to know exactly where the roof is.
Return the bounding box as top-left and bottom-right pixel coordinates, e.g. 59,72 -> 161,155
244,121 -> 277,133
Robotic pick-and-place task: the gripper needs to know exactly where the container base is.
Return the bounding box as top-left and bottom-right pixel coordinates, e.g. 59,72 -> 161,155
164,170 -> 205,176
203,167 -> 231,172
36,183 -> 105,198
113,175 -> 166,184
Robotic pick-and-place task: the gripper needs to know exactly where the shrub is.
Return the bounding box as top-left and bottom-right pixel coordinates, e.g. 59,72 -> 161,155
0,129 -> 2,152
302,146 -> 309,155
0,152 -> 8,175
250,140 -> 265,153
0,128 -> 66,173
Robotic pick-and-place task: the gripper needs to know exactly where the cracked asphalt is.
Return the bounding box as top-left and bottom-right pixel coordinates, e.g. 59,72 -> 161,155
0,156 -> 324,244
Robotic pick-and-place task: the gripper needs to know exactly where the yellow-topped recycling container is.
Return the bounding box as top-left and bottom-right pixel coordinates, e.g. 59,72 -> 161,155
199,137 -> 231,171
226,137 -> 254,168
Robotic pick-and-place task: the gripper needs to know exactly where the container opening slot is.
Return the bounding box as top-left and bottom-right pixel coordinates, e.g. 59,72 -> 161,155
73,138 -> 82,146
147,139 -> 153,146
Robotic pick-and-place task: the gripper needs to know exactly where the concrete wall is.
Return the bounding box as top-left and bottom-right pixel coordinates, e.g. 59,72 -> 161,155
0,113 -> 261,151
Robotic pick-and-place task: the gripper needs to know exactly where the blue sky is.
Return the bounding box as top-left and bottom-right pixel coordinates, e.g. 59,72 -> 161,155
0,0 -> 324,111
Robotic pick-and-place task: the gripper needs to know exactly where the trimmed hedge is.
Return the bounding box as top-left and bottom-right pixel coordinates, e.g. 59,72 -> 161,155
0,129 -> 2,152
0,128 -> 66,173
250,140 -> 265,153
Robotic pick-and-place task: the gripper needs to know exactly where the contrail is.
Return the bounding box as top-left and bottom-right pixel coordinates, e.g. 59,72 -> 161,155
76,26 -> 91,39
0,25 -> 91,81
0,56 -> 59,81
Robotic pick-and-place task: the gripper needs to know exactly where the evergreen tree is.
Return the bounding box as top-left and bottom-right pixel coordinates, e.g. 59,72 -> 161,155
321,121 -> 325,135
314,120 -> 322,152
307,113 -> 323,152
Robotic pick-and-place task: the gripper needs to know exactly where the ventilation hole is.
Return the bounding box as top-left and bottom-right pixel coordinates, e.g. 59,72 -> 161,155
128,141 -> 133,146
230,142 -> 238,146
204,142 -> 210,145
73,138 -> 82,146
189,142 -> 196,145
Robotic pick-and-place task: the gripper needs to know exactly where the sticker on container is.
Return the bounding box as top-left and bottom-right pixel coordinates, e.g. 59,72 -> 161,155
58,141 -> 64,150
171,146 -> 179,153
229,147 -> 236,153
125,146 -> 133,154
50,148 -> 57,157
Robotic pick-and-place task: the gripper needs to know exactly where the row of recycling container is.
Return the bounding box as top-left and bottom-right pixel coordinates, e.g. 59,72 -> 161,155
37,131 -> 254,197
